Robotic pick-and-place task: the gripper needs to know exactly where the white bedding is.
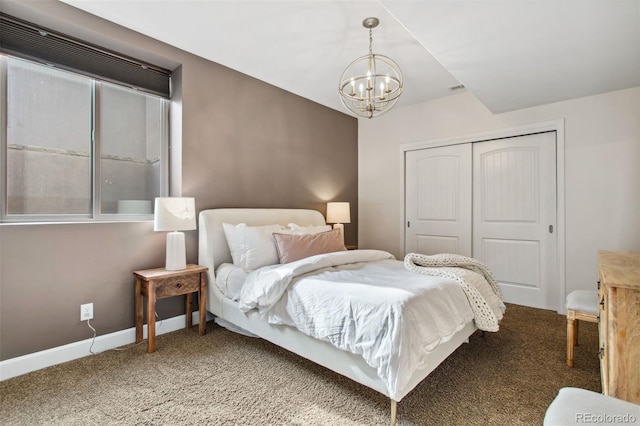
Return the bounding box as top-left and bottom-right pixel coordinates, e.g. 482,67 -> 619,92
238,249 -> 504,400
215,263 -> 248,300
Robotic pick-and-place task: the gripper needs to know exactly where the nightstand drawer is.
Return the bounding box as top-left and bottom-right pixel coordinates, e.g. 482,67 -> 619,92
154,273 -> 200,298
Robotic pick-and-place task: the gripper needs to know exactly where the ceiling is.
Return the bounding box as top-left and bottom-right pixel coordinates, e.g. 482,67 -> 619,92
59,0 -> 640,116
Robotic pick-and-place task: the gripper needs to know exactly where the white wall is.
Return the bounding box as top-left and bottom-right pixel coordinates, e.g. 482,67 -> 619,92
358,87 -> 640,297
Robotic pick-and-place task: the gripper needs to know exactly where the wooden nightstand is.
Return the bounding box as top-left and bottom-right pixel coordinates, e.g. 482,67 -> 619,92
133,264 -> 208,353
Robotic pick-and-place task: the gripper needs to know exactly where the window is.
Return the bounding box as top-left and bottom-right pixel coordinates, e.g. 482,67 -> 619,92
6,58 -> 93,216
0,14 -> 171,222
1,56 -> 168,221
98,83 -> 165,216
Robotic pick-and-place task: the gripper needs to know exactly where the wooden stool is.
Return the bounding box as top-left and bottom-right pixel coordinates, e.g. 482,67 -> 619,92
566,290 -> 598,367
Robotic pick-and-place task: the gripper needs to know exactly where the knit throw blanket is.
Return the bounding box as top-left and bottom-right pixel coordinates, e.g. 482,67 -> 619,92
404,253 -> 503,332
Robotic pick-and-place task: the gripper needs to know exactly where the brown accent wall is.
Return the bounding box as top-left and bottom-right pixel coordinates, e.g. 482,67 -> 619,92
0,0 -> 357,361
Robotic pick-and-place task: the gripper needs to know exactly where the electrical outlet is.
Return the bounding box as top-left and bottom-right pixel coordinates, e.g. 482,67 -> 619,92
80,303 -> 94,321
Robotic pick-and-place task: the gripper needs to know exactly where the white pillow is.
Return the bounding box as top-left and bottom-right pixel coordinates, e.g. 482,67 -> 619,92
215,263 -> 248,300
286,223 -> 332,235
222,223 -> 285,271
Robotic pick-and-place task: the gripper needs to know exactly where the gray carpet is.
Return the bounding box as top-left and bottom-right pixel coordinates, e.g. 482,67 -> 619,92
1,304 -> 600,425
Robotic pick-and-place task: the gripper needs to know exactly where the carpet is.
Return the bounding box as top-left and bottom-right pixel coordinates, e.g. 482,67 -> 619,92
0,304 -> 601,425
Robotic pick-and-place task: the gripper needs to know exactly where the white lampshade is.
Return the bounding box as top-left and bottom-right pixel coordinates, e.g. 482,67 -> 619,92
154,197 -> 196,271
154,197 -> 196,232
326,202 -> 351,224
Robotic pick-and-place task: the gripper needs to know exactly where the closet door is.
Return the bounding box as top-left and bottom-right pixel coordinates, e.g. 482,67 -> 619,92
405,143 -> 472,256
472,132 -> 557,309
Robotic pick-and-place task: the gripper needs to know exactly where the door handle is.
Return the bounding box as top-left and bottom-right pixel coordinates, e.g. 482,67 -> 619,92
549,225 -> 554,233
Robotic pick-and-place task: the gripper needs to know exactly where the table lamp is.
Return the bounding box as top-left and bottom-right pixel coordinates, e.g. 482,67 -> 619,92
326,202 -> 351,238
154,197 -> 196,271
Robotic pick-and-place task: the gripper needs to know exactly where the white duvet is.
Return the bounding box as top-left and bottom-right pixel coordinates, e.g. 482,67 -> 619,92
238,249 -> 505,400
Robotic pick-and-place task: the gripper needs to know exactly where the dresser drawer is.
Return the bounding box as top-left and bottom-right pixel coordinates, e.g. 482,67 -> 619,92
154,273 -> 201,298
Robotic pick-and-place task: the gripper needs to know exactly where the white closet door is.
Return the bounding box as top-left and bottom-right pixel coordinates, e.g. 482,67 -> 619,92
473,132 -> 557,309
405,143 -> 472,256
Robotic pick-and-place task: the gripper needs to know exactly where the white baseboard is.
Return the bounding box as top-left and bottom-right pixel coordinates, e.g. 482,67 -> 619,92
0,311 -> 212,381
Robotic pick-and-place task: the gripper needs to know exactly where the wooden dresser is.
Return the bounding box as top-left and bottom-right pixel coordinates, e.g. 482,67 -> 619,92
597,250 -> 640,404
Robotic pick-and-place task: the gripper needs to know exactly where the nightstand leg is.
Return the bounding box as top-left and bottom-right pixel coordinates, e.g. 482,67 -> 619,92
135,278 -> 143,343
147,281 -> 156,353
199,272 -> 207,336
186,293 -> 193,329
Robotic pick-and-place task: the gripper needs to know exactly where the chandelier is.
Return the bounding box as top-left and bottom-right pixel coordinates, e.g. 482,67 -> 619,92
339,17 -> 403,119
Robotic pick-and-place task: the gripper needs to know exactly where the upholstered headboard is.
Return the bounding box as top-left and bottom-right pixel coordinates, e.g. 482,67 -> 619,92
198,208 -> 326,278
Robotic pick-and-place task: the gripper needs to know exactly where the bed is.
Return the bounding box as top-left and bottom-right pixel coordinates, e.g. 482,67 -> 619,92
198,208 -> 504,424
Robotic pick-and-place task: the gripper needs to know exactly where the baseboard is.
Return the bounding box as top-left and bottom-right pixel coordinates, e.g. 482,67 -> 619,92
0,311 -> 212,381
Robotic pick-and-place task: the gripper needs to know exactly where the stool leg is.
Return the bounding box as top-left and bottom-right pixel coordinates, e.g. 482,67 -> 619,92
567,316 -> 575,367
574,320 -> 579,346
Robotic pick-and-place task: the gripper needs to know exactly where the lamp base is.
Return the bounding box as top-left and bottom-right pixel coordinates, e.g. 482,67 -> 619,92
333,223 -> 345,243
165,231 -> 186,271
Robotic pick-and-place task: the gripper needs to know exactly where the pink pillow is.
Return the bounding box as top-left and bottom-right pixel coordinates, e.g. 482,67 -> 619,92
273,229 -> 346,264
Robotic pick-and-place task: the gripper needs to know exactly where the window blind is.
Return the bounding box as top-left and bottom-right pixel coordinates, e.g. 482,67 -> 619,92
0,13 -> 171,98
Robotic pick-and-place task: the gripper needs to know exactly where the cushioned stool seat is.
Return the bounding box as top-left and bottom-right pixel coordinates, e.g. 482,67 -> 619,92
544,387 -> 640,425
566,290 -> 598,367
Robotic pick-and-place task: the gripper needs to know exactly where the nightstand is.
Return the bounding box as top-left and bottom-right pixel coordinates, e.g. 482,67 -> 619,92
133,264 -> 208,353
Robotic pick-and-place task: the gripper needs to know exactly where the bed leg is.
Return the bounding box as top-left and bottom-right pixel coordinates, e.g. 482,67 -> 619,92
390,399 -> 397,426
